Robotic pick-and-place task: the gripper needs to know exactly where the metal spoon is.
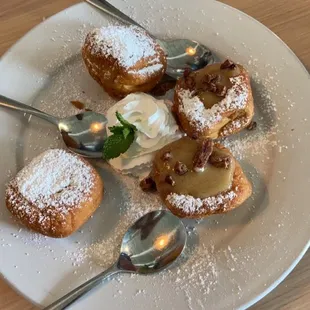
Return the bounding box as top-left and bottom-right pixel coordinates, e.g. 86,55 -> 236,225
44,210 -> 187,310
85,0 -> 215,78
0,95 -> 107,158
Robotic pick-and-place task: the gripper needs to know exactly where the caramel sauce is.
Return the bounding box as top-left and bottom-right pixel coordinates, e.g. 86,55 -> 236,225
153,137 -> 235,198
191,63 -> 241,109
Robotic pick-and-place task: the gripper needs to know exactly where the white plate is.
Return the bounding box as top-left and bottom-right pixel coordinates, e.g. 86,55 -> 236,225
0,1 -> 309,309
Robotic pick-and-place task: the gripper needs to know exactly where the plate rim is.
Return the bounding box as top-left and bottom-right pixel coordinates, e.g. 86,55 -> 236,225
219,4 -> 309,309
0,1 -> 309,309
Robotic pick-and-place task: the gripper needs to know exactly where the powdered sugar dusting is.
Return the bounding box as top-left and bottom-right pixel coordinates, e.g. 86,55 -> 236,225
221,116 -> 249,136
166,191 -> 236,215
0,1 -> 308,308
88,25 -> 158,69
7,149 -> 94,210
172,244 -> 218,296
128,63 -> 164,76
178,76 -> 248,131
83,176 -> 163,268
221,127 -> 278,161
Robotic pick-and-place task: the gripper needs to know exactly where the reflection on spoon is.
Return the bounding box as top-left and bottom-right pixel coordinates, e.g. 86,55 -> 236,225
43,210 -> 187,310
85,0 -> 216,79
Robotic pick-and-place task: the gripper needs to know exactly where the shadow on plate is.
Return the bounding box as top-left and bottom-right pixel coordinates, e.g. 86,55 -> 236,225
79,162 -> 125,242
183,161 -> 269,246
251,77 -> 277,131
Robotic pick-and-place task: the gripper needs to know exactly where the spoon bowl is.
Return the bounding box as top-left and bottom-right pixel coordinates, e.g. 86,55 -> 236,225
44,210 -> 187,310
120,210 -> 187,274
157,39 -> 215,78
58,111 -> 107,157
86,0 -> 216,79
0,95 -> 107,158
159,39 -> 215,77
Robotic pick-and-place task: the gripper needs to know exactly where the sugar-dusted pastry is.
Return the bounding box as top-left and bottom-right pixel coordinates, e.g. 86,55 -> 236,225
5,149 -> 103,238
149,137 -> 252,218
173,60 -> 254,139
82,25 -> 167,99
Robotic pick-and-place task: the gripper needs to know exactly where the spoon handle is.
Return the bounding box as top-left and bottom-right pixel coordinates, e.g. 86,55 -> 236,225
43,264 -> 121,310
85,0 -> 146,30
0,95 -> 59,125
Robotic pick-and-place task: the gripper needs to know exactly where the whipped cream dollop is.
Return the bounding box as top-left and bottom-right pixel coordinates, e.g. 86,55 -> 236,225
106,93 -> 181,176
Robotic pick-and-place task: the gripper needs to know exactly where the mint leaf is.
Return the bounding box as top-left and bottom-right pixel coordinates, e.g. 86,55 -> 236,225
103,112 -> 137,160
103,131 -> 135,160
116,111 -> 137,131
109,125 -> 124,135
122,127 -> 131,139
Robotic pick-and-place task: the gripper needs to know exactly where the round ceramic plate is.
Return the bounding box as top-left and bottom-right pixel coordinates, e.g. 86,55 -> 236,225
0,1 -> 309,309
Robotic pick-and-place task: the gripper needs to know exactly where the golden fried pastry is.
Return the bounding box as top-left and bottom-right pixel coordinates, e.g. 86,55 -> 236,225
173,60 -> 254,139
5,149 -> 103,238
82,25 -> 167,99
149,137 -> 252,218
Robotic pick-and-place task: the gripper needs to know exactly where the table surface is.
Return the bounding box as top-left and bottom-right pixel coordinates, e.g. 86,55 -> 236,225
0,0 -> 309,309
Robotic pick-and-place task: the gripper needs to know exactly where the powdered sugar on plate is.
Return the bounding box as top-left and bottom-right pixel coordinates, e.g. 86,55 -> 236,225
73,176 -> 223,306
1,3 -> 307,309
3,43 -> 284,308
221,125 -> 278,161
83,176 -> 163,268
6,50 -> 283,309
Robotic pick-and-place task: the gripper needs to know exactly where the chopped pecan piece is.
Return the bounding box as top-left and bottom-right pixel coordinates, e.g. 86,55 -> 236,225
174,161 -> 188,175
140,176 -> 157,191
209,154 -> 232,169
211,74 -> 221,83
202,73 -> 220,84
184,75 -> 196,89
201,73 -> 226,96
202,74 -> 211,85
192,132 -> 199,140
205,83 -> 217,93
165,175 -> 176,186
193,139 -> 214,172
220,59 -> 236,70
246,121 -> 257,131
161,151 -> 173,161
215,84 -> 227,97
